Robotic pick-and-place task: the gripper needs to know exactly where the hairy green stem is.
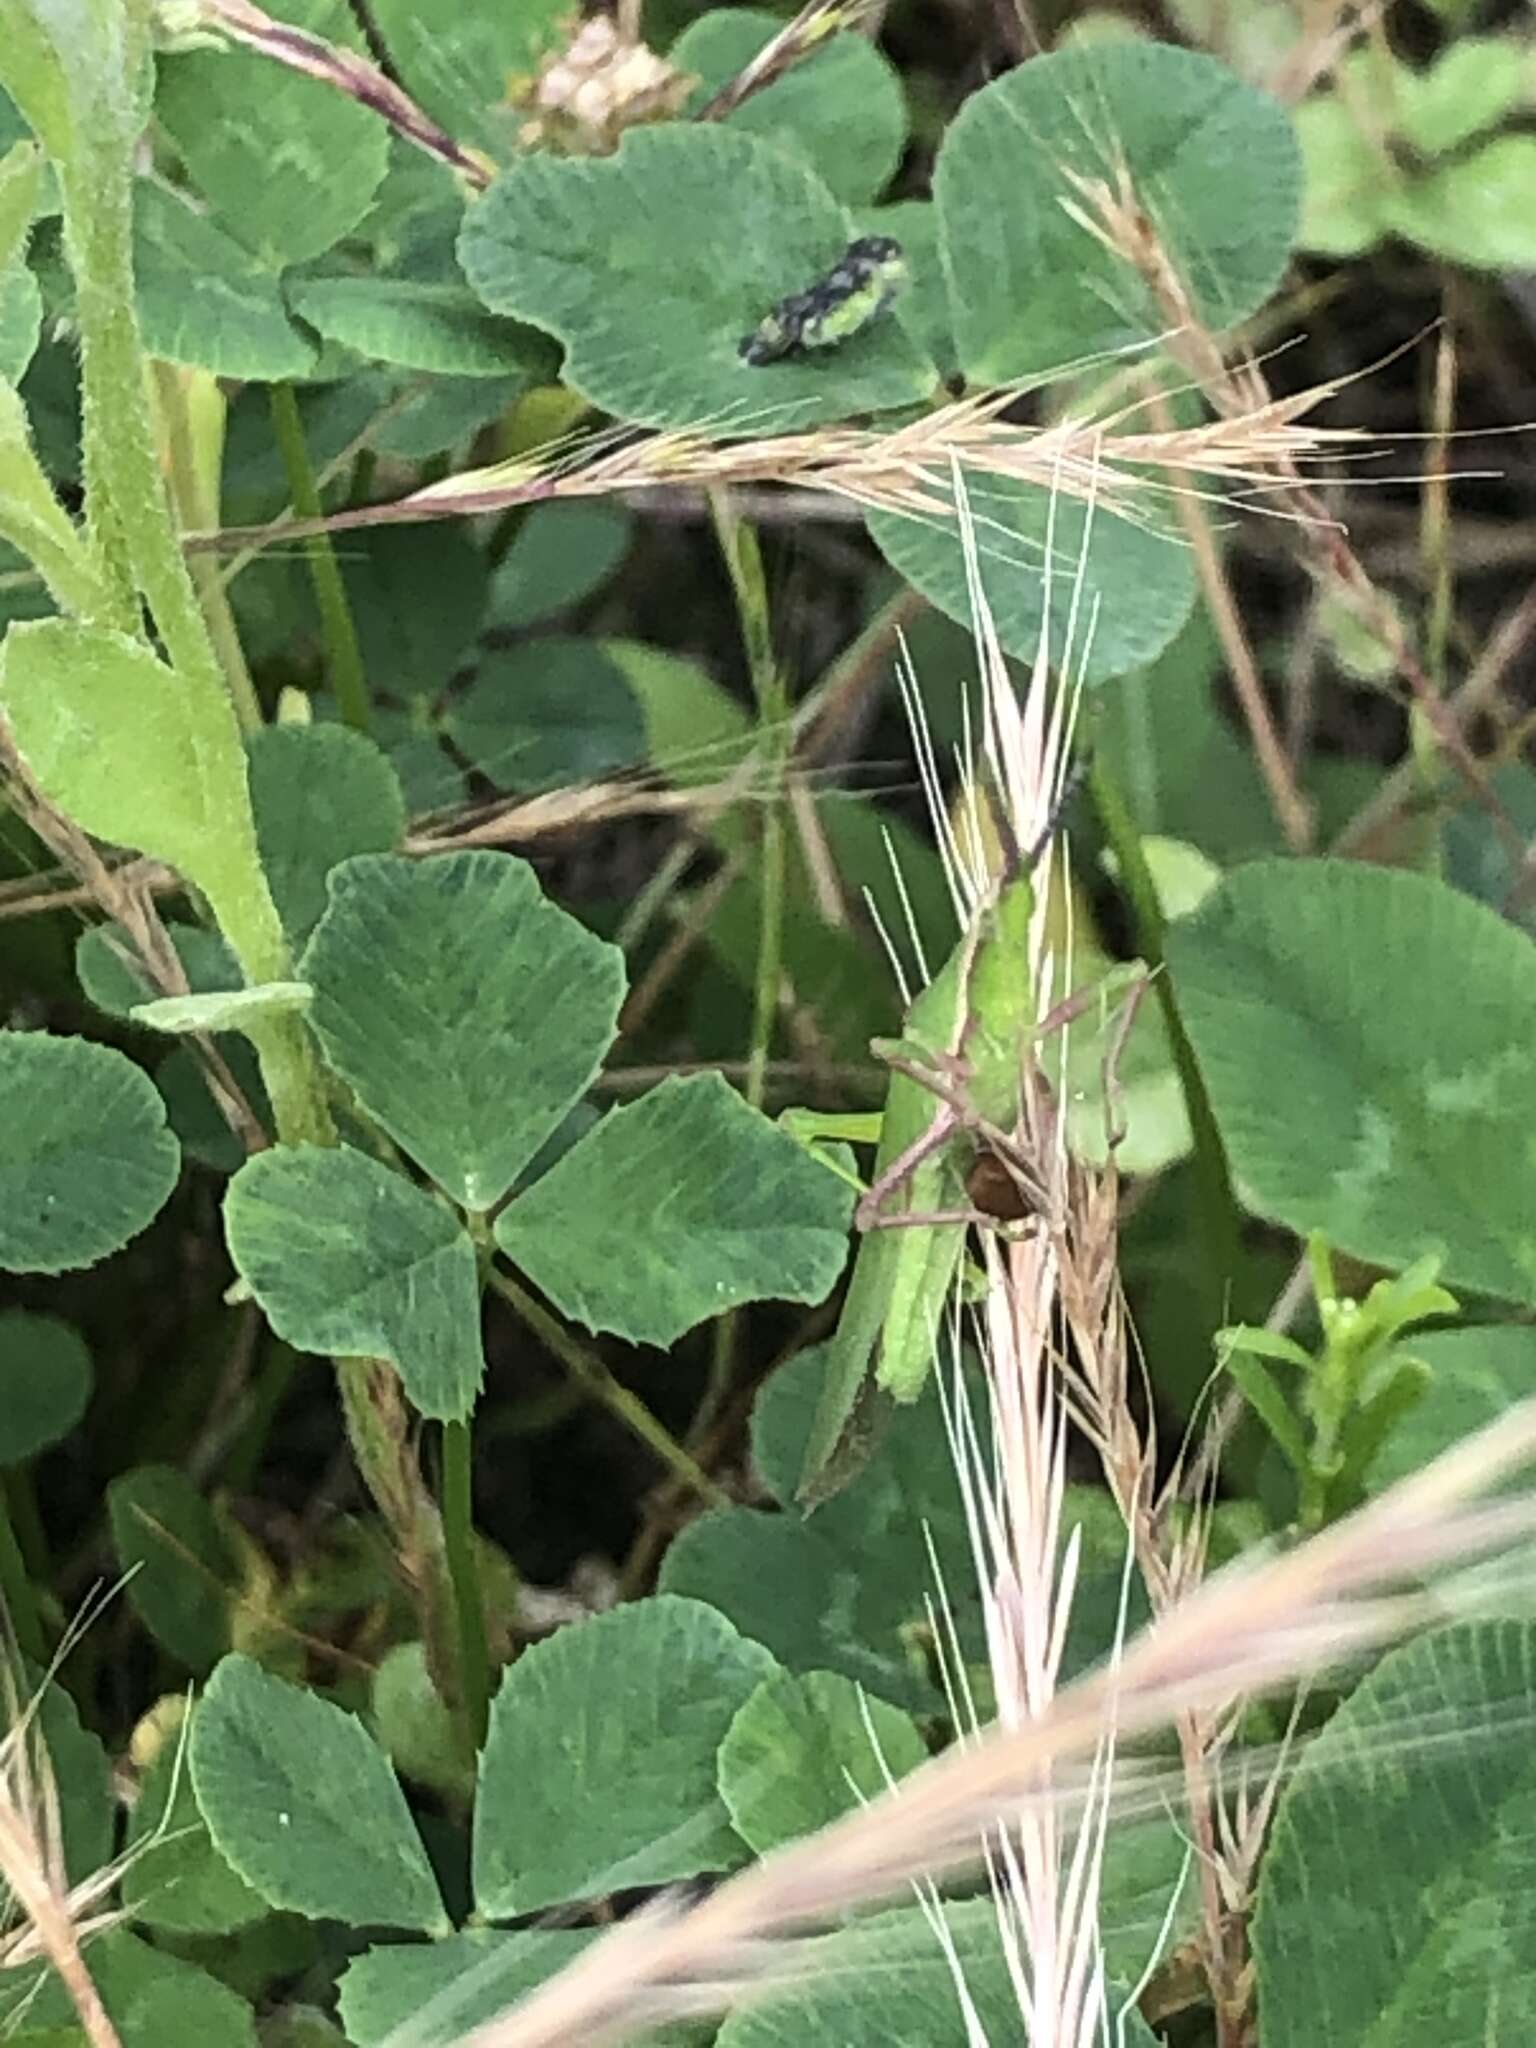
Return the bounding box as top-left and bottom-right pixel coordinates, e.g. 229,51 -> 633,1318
709,491 -> 788,1111
243,1014 -> 337,1148
152,361 -> 261,731
615,837 -> 698,957
37,8 -> 449,1684
0,386 -> 113,622
52,25 -> 333,1146
488,1269 -> 729,1509
64,139 -> 227,695
699,494 -> 789,1445
336,1353 -> 460,1682
269,383 -> 372,733
440,1420 -> 490,1751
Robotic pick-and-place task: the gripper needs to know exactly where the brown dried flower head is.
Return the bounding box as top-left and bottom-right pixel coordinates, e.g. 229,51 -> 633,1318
512,15 -> 694,154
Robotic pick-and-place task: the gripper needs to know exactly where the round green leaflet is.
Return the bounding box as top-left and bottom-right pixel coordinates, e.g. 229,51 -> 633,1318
458,123 -> 938,435
0,1032 -> 181,1273
935,41 -> 1302,386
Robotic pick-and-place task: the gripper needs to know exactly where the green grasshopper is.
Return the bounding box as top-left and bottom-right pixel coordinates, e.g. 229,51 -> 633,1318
785,807 -> 1142,1506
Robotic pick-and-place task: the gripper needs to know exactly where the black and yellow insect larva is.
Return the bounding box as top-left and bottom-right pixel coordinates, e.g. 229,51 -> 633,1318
738,234 -> 907,367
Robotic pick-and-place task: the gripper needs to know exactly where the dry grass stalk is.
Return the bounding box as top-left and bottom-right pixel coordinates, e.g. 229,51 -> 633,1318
950,1222 -> 1116,2048
1051,1146 -> 1262,2040
946,460 -> 1253,2031
0,862 -> 171,926
1062,159 -> 1310,851
0,778 -> 746,919
1267,2 -> 1385,107
189,0 -> 493,188
0,723 -> 178,991
0,577 -> 914,929
694,0 -> 882,121
403,779 -> 727,856
920,469 -> 1113,2045
196,375 -> 1370,558
436,1392 -> 1536,2048
0,1660 -> 124,2048
1061,146 -> 1519,860
1034,930 -> 1269,2041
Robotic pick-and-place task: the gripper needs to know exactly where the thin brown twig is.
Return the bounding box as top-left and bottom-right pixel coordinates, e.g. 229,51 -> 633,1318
618,851 -> 749,1039
599,584 -> 925,1033
0,620 -> 921,936
1333,573 -> 1536,857
1143,388 -> 1313,853
0,725 -> 268,1152
0,860 -> 176,920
